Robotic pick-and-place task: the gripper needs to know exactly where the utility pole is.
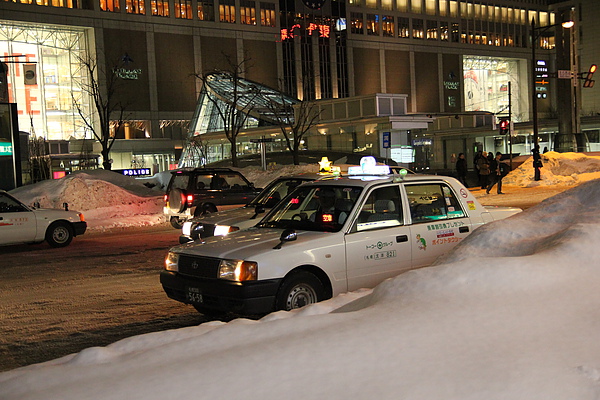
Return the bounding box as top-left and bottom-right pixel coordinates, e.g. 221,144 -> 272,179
555,7 -> 578,152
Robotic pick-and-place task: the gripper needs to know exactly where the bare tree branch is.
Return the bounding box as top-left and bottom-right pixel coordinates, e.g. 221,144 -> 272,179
71,54 -> 128,170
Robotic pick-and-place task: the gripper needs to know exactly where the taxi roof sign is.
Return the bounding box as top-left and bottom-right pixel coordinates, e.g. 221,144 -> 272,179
348,156 -> 390,176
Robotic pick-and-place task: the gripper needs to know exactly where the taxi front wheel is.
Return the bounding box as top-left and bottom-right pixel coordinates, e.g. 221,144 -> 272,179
276,271 -> 325,311
46,222 -> 74,248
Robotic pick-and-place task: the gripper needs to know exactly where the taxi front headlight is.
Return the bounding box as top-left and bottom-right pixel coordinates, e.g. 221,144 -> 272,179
214,225 -> 240,237
165,252 -> 179,271
218,259 -> 258,281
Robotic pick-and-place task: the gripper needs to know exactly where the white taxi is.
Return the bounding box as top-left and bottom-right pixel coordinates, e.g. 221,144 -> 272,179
0,190 -> 87,247
160,157 -> 521,315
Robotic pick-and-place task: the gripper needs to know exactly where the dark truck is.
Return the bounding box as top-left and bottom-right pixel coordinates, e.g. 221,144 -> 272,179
163,168 -> 261,229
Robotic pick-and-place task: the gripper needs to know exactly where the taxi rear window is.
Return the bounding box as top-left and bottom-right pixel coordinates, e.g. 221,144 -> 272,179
405,183 -> 466,223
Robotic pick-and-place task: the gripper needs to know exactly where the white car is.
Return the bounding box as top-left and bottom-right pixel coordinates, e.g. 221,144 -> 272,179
0,190 -> 87,247
161,157 -> 521,316
179,173 -> 325,243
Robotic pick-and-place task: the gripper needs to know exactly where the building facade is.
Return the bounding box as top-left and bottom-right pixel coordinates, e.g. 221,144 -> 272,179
0,0 -> 598,177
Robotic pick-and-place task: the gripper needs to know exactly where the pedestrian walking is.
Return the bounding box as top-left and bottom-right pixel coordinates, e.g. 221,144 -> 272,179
477,151 -> 490,189
456,152 -> 468,186
486,152 -> 509,194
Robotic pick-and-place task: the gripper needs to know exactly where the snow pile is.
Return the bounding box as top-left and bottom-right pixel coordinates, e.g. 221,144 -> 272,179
2,180 -> 600,399
504,151 -> 600,187
9,170 -> 166,231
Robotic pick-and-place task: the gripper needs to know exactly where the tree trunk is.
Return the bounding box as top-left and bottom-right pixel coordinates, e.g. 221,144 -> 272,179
230,142 -> 238,167
293,143 -> 300,165
101,148 -> 112,170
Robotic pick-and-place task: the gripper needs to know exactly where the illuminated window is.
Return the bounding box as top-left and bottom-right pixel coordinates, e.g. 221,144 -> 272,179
198,0 -> 215,21
440,21 -> 448,41
350,12 -> 363,35
411,0 -> 421,13
260,2 -> 275,27
175,0 -> 192,18
365,0 -> 375,9
412,19 -> 423,39
10,0 -> 87,7
240,0 -> 256,25
382,15 -> 394,37
398,17 -> 409,38
451,22 -> 459,42
366,14 -> 378,36
396,0 -> 407,12
100,0 -> 120,11
380,0 -> 391,11
151,0 -> 168,16
426,20 -> 437,40
220,0 -> 235,23
126,0 -> 145,14
449,1 -> 457,18
425,0 -> 435,15
439,0 -> 447,17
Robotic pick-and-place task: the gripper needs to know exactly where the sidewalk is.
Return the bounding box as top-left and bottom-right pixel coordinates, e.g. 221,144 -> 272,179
470,184 -> 570,210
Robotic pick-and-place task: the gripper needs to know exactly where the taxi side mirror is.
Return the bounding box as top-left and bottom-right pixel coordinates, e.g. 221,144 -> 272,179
251,205 -> 265,219
273,229 -> 297,249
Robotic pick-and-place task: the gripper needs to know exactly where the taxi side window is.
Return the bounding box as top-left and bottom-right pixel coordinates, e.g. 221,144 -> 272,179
354,186 -> 402,232
406,183 -> 465,223
0,194 -> 27,213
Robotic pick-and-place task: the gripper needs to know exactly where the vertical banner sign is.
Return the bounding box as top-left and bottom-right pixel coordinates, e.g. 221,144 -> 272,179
382,132 -> 391,149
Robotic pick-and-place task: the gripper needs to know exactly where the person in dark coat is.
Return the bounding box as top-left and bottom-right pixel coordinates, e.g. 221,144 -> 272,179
477,151 -> 490,189
455,152 -> 468,186
486,152 -> 509,194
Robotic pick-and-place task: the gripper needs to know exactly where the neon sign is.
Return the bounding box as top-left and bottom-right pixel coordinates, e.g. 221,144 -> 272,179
280,23 -> 331,41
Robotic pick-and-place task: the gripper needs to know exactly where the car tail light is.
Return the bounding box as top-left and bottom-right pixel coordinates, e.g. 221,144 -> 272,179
78,213 -> 85,222
164,194 -> 168,203
186,194 -> 194,207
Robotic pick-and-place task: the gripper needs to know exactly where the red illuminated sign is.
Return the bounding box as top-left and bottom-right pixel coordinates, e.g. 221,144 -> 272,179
321,214 -> 333,223
280,23 -> 330,41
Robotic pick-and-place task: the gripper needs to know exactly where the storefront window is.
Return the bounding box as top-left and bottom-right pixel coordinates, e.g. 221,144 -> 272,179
463,56 -> 525,122
0,21 -> 92,141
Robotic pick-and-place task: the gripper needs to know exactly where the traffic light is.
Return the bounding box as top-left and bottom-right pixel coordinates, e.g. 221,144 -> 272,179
583,64 -> 597,88
498,118 -> 510,135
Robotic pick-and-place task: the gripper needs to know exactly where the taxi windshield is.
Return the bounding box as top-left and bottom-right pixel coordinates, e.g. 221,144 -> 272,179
248,178 -> 309,207
257,185 -> 362,232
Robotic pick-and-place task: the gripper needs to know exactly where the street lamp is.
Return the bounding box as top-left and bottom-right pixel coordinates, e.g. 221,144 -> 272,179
530,17 -> 573,180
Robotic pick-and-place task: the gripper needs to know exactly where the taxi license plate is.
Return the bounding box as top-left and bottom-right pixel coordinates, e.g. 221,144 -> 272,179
186,287 -> 203,304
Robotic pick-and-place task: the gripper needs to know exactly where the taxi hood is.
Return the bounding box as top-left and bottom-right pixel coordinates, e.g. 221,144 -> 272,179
173,227 -> 324,260
189,206 -> 257,226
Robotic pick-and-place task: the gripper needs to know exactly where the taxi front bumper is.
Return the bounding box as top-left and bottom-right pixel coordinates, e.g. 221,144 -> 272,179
160,270 -> 282,315
72,221 -> 87,236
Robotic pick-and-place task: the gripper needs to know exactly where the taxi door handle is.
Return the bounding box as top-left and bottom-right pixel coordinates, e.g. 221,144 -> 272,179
459,226 -> 469,233
396,235 -> 408,243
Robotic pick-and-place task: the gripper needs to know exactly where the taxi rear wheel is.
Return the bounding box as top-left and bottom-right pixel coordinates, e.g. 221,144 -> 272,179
276,271 -> 325,311
45,222 -> 74,248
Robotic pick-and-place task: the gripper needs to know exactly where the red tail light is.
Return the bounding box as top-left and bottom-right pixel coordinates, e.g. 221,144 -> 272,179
186,194 -> 194,207
164,194 -> 168,203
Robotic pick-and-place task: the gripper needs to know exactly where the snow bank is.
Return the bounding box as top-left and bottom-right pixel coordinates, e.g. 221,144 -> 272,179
504,151 -> 600,187
2,180 -> 600,400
